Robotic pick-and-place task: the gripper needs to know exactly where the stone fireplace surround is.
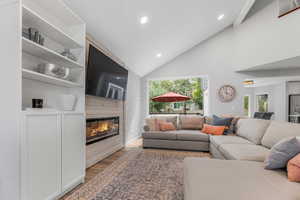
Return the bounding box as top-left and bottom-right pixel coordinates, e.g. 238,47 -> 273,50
86,95 -> 125,168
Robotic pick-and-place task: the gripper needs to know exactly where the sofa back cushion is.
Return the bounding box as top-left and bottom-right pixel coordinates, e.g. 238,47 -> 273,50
212,115 -> 233,127
261,121 -> 300,149
236,119 -> 271,145
152,115 -> 178,129
145,118 -> 158,131
178,115 -> 204,130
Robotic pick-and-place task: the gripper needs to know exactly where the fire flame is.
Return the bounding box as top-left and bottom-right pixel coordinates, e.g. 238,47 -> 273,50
87,121 -> 110,137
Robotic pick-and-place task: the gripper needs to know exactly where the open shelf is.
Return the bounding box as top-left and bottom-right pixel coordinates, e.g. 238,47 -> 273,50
22,5 -> 83,49
23,0 -> 84,26
22,38 -> 84,69
22,69 -> 82,88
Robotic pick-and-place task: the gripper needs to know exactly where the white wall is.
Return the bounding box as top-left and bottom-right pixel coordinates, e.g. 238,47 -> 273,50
232,1 -> 300,71
141,1 -> 300,120
273,83 -> 287,121
125,70 -> 142,144
0,1 -> 21,200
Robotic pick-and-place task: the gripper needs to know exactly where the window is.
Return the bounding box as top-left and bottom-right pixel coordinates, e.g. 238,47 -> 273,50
149,78 -> 204,115
243,95 -> 250,117
256,94 -> 268,112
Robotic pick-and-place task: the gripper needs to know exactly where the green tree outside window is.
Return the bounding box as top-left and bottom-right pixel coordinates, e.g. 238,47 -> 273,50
149,78 -> 204,115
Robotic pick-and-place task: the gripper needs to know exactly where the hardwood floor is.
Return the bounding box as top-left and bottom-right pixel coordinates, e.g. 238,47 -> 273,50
85,139 -> 141,182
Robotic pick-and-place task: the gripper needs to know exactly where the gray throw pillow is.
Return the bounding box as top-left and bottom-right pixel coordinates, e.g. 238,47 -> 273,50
212,115 -> 233,127
212,115 -> 233,135
265,137 -> 300,170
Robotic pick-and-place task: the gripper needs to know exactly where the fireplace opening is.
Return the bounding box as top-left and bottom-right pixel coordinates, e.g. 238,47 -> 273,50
86,117 -> 119,145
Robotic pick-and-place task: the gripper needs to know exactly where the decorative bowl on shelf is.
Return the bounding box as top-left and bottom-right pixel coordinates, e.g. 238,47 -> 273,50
37,63 -> 70,80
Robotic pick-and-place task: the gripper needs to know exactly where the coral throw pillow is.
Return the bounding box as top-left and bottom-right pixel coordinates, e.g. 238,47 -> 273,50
202,124 -> 226,135
159,122 -> 176,131
287,153 -> 300,182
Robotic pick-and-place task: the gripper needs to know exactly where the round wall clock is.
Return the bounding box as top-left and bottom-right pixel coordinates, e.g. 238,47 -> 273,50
218,85 -> 236,102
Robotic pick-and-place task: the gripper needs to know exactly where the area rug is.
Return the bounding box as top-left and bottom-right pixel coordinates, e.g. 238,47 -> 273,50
64,149 -> 210,200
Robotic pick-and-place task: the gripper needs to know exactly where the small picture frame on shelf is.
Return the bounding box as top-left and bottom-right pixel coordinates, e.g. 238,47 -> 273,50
32,99 -> 43,108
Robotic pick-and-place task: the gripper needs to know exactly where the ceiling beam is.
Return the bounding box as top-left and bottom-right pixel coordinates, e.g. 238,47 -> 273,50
234,0 -> 256,27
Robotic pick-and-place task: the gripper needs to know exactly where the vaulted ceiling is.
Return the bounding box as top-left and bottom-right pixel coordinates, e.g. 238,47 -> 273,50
65,0 -> 249,76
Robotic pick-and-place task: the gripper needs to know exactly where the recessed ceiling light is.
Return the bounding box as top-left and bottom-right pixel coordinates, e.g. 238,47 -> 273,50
140,16 -> 149,24
156,53 -> 162,58
218,14 -> 225,21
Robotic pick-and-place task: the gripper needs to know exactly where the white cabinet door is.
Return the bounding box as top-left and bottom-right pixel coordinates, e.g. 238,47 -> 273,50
62,113 -> 85,191
22,113 -> 61,200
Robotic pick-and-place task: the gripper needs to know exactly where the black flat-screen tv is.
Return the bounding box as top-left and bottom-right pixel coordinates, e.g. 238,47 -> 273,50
86,45 -> 128,100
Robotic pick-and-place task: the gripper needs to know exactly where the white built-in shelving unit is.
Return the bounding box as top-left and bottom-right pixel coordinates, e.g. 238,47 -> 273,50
0,0 -> 86,199
18,0 -> 87,200
21,0 -> 86,112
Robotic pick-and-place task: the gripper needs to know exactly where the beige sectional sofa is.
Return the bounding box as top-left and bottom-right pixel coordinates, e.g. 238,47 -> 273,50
184,119 -> 300,200
142,115 -> 210,151
142,116 -> 300,199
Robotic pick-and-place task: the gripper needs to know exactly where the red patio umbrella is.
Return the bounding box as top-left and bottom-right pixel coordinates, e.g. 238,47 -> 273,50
152,92 -> 191,102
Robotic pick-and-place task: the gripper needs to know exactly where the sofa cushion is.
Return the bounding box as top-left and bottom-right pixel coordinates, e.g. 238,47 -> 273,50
265,137 -> 300,170
219,144 -> 270,162
261,121 -> 300,149
184,158 -> 300,200
145,118 -> 158,131
210,135 -> 253,148
152,115 -> 178,129
221,115 -> 243,133
178,115 -> 204,130
176,130 -> 209,142
236,119 -> 270,145
142,131 -> 177,140
212,115 -> 233,127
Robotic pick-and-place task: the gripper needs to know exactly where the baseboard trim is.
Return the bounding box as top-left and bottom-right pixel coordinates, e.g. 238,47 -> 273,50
58,176 -> 85,199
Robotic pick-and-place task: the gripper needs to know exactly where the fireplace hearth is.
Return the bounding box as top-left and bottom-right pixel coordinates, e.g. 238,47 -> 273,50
86,117 -> 119,145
